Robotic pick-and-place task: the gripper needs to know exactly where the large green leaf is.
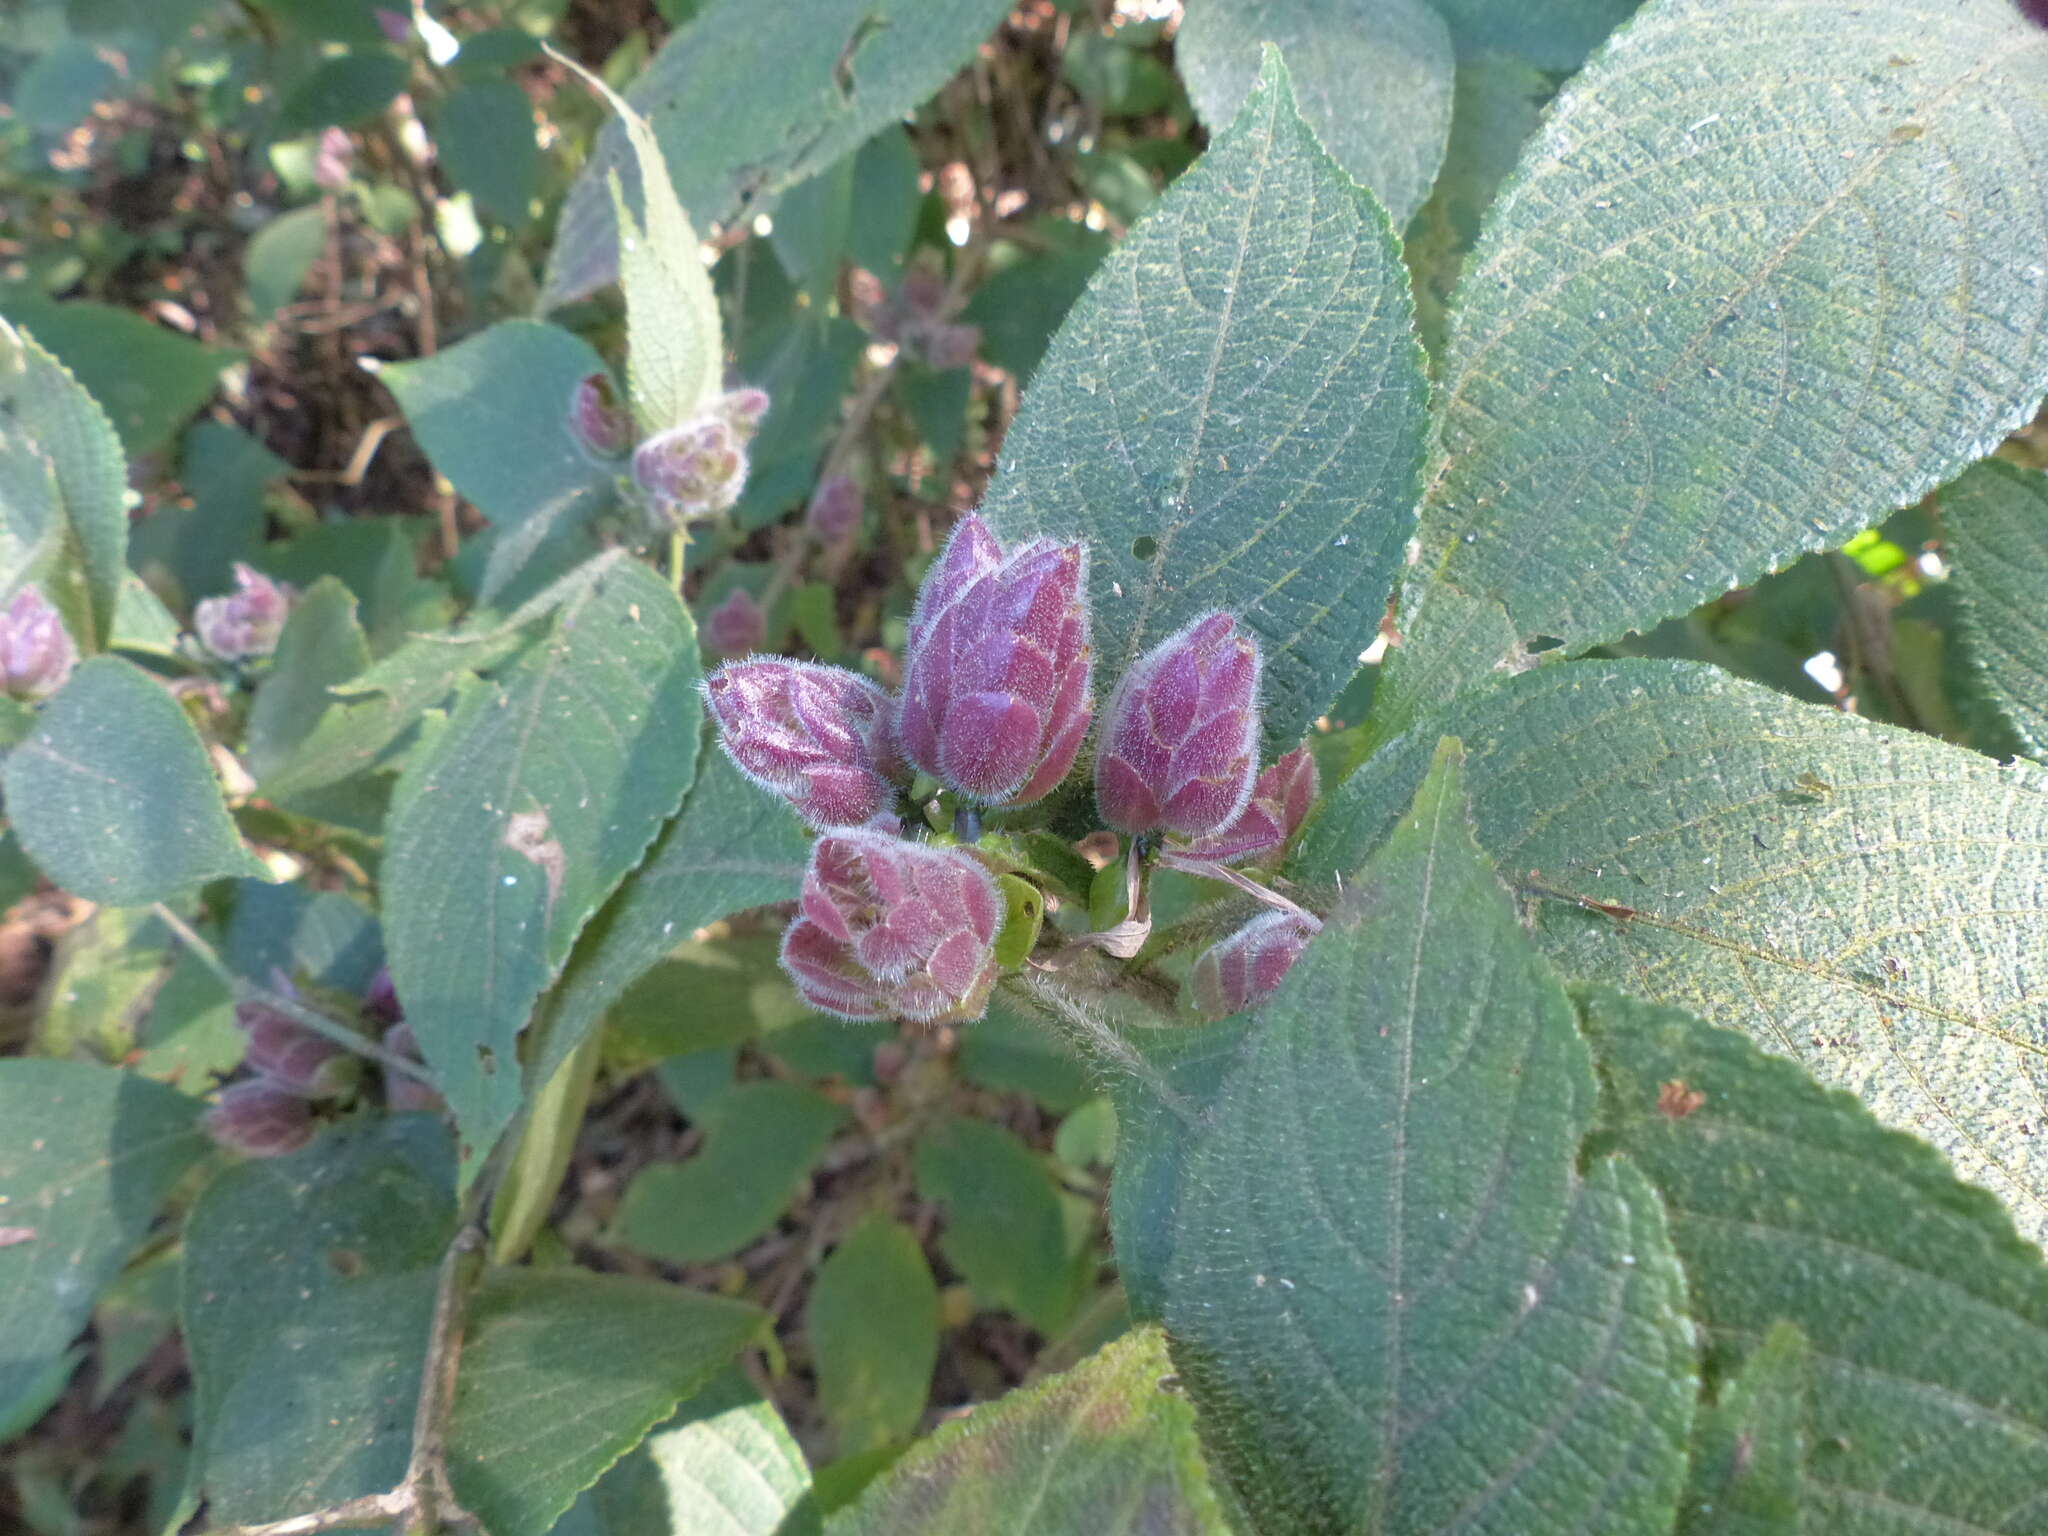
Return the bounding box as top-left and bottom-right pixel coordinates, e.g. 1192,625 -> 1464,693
1940,457 -> 2048,756
1583,988 -> 2048,1533
981,51 -> 1427,749
623,1370 -> 816,1536
1298,658 -> 2048,1249
807,1214 -> 940,1458
523,744 -> 813,1094
182,1117 -> 456,1525
1137,742 -> 1694,1533
826,1328 -> 1227,1536
4,657 -> 266,904
444,1269 -> 767,1536
543,0 -> 1013,306
1416,0 -> 2048,679
1176,0 -> 1454,226
0,316 -> 129,647
383,558 -> 702,1171
0,1061 -> 210,1419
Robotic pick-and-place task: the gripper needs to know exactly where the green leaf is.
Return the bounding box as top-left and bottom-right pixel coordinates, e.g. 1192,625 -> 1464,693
0,1061 -> 210,1418
1939,458 -> 2048,756
807,1215 -> 940,1457
826,1327 -> 1226,1536
979,50 -> 1427,749
1678,1321 -> 1806,1536
637,1371 -> 816,1536
34,905 -> 178,1062
276,49 -> 408,133
435,78 -> 540,228
1581,987 -> 2048,1533
183,1116 -> 457,1525
0,316 -> 129,648
383,559 -> 702,1171
244,203 -> 328,319
609,1080 -> 847,1264
1298,658 -> 2048,1251
1417,0 -> 2048,674
243,576 -> 372,784
913,1116 -> 1082,1336
1425,0 -> 1640,68
444,1268 -> 768,1536
4,657 -> 266,904
1177,0 -> 1454,226
381,319 -> 614,534
523,743 -> 813,1097
490,1026 -> 604,1266
961,235 -> 1108,385
542,0 -> 1013,307
1,299 -> 239,457
1143,740 -> 1694,1533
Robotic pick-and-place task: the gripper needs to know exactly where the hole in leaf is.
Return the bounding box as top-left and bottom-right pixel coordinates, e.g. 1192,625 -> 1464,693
476,1044 -> 497,1075
1132,536 -> 1158,560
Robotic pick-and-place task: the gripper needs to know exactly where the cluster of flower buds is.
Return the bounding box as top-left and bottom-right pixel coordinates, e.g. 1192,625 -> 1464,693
630,387 -> 771,529
203,991 -> 359,1157
705,587 -> 767,658
1191,910 -> 1321,1020
1095,613 -> 1261,839
0,587 -> 76,701
897,515 -> 1092,806
805,474 -> 862,544
870,267 -> 981,372
781,830 -> 1002,1022
706,658 -> 905,830
195,563 -> 293,662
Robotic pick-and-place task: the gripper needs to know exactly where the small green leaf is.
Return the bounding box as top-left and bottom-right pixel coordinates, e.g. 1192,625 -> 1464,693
1678,1321 -> 1807,1536
1177,0 -> 1454,226
914,1116 -> 1081,1335
489,1026 -> 604,1267
445,1268 -> 768,1536
1940,458 -> 2048,756
638,1371 -> 816,1536
276,49 -> 408,133
4,657 -> 266,904
807,1215 -> 940,1457
609,1080 -> 847,1265
990,873 -> 1045,968
243,204 -> 327,319
2,299 -> 240,457
0,1061 -> 210,1418
826,1327 -> 1226,1536
183,1117 -> 457,1525
243,576 -> 372,784
383,559 -> 702,1172
980,50 -> 1427,749
435,78 -> 540,228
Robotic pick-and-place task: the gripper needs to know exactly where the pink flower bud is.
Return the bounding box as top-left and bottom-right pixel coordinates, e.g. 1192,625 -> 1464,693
897,514 -> 1092,806
921,323 -> 980,372
362,966 -> 402,1027
314,126 -> 354,191
0,587 -> 76,701
195,563 -> 293,661
705,659 -> 905,830
704,587 -> 766,658
205,1078 -> 315,1157
1095,612 -> 1261,838
1180,746 -> 1317,864
780,829 -> 1003,1022
568,372 -> 632,459
714,387 -> 771,442
632,417 -> 747,527
235,998 -> 356,1100
805,474 -> 862,543
1190,910 -> 1318,1020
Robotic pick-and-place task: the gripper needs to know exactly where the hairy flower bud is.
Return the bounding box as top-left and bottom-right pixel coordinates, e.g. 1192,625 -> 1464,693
235,998 -> 357,1100
805,474 -> 862,543
195,563 -> 293,661
780,830 -> 1003,1022
705,587 -> 766,658
1180,746 -> 1318,864
706,659 -> 904,829
568,372 -> 632,459
714,387 -> 771,441
0,587 -> 76,701
897,514 -> 1091,806
205,1078 -> 315,1157
1095,612 -> 1261,838
632,417 -> 747,527
1191,910 -> 1318,1020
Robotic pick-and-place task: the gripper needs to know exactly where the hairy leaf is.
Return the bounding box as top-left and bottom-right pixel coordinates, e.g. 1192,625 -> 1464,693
1300,659 -> 2048,1248
982,51 -> 1427,749
1420,0 -> 2048,675
1,299 -> 239,458
1940,458 -> 2048,756
244,577 -> 372,785
826,1328 -> 1227,1536
627,1371 -> 816,1536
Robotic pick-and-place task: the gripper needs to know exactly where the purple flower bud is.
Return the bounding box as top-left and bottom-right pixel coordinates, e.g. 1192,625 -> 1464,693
1191,911 -> 1318,1020
374,7 -> 411,43
0,587 -> 76,701
1180,746 -> 1318,864
805,474 -> 862,543
235,998 -> 357,1099
195,563 -> 293,661
569,372 -> 632,459
1095,612 -> 1261,838
921,323 -> 980,372
362,966 -> 402,1027
381,1023 -> 445,1115
714,387 -> 771,442
705,659 -> 905,829
705,588 -> 766,658
897,514 -> 1092,806
314,126 -> 354,191
780,830 -> 1003,1022
205,1078 -> 316,1157
632,417 -> 747,527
